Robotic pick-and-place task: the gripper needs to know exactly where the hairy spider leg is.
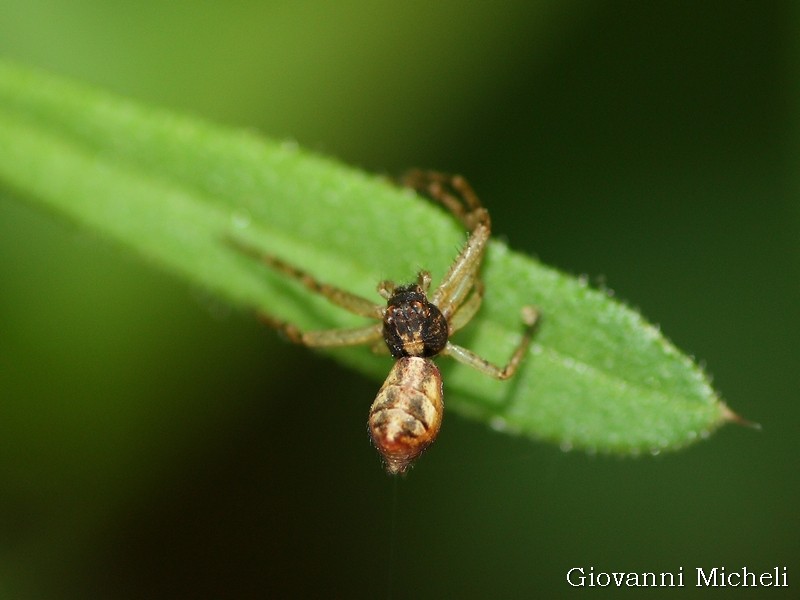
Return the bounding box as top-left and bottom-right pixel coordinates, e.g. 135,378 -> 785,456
431,222 -> 490,320
227,236 -> 385,348
256,313 -> 383,348
447,280 -> 484,334
442,305 -> 540,380
402,171 -> 493,321
402,170 -> 489,232
227,236 -> 384,319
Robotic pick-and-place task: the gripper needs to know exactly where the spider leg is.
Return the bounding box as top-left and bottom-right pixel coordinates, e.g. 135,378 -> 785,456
431,222 -> 490,319
402,170 -> 489,231
227,236 -> 384,319
401,171 -> 493,320
441,306 -> 539,380
257,313 -> 384,348
448,280 -> 484,334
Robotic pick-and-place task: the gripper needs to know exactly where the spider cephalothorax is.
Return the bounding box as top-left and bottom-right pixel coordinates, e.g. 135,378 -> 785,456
382,282 -> 448,358
230,171 -> 538,474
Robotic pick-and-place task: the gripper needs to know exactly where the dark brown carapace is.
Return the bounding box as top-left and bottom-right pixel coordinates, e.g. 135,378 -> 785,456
229,171 -> 538,474
382,282 -> 448,358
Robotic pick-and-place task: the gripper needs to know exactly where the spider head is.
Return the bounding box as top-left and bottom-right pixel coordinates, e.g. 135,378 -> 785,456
382,283 -> 448,358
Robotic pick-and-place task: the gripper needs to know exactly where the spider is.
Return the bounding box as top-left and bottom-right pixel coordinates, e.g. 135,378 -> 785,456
230,171 -> 538,474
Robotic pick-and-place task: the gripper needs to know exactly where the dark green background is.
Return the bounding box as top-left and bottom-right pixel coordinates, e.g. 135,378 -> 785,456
1,2 -> 797,598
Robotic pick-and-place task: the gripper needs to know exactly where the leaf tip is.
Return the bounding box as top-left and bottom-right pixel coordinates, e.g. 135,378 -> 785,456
720,403 -> 761,431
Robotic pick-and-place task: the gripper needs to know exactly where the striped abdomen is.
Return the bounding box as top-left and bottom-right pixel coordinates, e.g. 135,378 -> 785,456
368,357 -> 444,475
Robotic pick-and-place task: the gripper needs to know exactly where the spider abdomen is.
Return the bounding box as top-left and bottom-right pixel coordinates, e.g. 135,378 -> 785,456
368,356 -> 444,475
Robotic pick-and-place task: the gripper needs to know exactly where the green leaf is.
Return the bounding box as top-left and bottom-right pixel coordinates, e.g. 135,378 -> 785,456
0,60 -> 737,455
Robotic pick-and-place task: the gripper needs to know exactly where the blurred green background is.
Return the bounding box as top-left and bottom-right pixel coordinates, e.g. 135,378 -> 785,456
0,2 -> 797,598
